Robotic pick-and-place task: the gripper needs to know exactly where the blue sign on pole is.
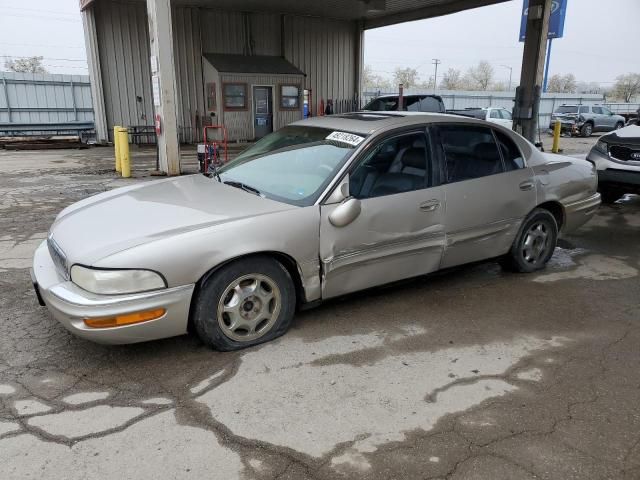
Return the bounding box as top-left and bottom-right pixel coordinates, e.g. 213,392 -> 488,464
519,0 -> 567,42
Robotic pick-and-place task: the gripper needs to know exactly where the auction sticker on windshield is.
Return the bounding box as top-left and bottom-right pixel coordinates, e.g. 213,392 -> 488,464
326,131 -> 365,146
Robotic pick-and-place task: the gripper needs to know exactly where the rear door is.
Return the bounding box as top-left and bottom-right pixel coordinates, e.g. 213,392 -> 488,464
320,128 -> 446,298
436,124 -> 537,268
591,106 -> 605,130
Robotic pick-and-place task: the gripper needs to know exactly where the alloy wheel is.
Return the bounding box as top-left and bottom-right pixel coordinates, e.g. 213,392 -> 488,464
521,222 -> 551,265
217,273 -> 281,342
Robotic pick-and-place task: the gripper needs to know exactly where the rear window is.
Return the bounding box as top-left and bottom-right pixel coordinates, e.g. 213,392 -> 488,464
556,106 -> 579,114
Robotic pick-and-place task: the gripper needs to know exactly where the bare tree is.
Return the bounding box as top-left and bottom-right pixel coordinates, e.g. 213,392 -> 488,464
547,73 -> 577,93
363,64 -> 392,92
393,67 -> 419,89
465,61 -> 494,91
440,68 -> 463,90
4,56 -> 47,74
613,73 -> 640,102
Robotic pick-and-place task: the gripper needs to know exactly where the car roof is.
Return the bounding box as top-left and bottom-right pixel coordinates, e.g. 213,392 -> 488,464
291,111 -> 488,135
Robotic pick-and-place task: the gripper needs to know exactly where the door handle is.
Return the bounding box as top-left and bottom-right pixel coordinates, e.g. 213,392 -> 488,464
419,200 -> 441,212
519,181 -> 534,191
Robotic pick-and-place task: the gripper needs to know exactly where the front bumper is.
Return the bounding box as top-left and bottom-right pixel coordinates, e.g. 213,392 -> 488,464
587,148 -> 640,190
563,193 -> 601,232
32,241 -> 195,344
549,120 -> 579,135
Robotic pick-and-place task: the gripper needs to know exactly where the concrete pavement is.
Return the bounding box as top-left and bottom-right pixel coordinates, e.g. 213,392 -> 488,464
0,146 -> 639,479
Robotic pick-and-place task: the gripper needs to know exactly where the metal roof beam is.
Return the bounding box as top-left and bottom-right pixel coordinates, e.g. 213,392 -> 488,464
363,0 -> 509,29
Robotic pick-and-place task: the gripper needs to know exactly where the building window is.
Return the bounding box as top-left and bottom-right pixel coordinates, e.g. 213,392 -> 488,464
280,85 -> 300,110
206,82 -> 216,111
223,83 -> 247,110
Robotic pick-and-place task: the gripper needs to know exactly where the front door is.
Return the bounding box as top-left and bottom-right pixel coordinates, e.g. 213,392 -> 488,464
437,124 -> 537,268
253,86 -> 273,139
320,129 -> 446,299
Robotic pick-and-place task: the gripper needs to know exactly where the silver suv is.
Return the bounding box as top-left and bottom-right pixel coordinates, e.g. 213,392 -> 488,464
549,104 -> 626,137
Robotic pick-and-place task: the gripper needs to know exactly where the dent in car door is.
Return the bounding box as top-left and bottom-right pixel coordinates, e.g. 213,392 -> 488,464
438,125 -> 537,268
319,129 -> 446,299
320,187 -> 446,298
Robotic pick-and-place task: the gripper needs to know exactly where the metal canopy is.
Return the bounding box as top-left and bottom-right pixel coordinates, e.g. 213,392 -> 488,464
86,0 -> 508,29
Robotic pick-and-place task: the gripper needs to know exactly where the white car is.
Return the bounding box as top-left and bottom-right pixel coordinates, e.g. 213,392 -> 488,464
448,107 -> 514,129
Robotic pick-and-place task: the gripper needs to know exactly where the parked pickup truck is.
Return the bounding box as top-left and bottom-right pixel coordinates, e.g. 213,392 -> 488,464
549,104 -> 626,137
446,107 -> 513,129
362,94 -> 446,113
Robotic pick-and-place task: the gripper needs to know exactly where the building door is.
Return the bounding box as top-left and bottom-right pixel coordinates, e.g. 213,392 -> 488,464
253,86 -> 273,139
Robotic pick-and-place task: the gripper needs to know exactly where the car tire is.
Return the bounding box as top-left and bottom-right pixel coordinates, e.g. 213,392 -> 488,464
599,187 -> 623,204
500,208 -> 558,273
193,256 -> 296,351
580,122 -> 593,137
615,121 -> 624,130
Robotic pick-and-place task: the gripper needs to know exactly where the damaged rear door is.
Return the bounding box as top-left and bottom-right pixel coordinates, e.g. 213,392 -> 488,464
319,128 -> 446,299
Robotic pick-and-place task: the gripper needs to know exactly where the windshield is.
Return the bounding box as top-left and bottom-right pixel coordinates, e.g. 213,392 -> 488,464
217,126 -> 363,206
556,106 -> 579,114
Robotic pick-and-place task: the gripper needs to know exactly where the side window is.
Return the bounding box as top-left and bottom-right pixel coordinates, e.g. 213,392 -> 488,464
490,110 -> 500,119
592,107 -> 603,114
350,132 -> 429,199
494,131 -> 525,171
500,109 -> 512,120
601,107 -> 612,115
439,125 -> 504,183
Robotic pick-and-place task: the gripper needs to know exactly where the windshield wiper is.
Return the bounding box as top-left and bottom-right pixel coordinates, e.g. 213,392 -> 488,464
223,180 -> 262,196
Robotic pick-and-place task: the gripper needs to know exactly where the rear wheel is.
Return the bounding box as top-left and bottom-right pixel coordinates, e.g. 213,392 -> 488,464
194,256 -> 296,351
580,122 -> 593,137
501,208 -> 558,273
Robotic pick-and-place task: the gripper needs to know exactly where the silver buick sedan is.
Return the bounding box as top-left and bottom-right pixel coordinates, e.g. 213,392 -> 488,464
32,113 -> 600,351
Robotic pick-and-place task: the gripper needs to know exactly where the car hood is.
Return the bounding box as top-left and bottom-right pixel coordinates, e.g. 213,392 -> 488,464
601,125 -> 640,146
49,174 -> 295,265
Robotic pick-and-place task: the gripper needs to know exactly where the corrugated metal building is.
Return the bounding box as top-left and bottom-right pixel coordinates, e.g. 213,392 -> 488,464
81,0 -> 556,175
87,1 -> 362,143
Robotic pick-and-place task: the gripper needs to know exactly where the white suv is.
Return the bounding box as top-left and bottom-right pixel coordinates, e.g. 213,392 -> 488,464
587,125 -> 640,203
447,107 -> 513,129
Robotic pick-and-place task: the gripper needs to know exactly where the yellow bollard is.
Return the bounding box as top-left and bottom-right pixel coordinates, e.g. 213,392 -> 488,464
113,125 -> 122,172
117,127 -> 131,178
552,119 -> 561,153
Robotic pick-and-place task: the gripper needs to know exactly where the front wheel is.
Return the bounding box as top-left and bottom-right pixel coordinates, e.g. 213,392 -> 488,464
580,123 -> 593,137
193,256 -> 296,351
501,209 -> 558,273
615,122 -> 624,130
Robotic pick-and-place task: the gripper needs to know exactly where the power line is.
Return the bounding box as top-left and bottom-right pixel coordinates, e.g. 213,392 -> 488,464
0,55 -> 86,63
0,42 -> 84,49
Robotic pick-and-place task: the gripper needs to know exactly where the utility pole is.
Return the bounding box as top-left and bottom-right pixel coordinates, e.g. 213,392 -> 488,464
432,59 -> 441,93
500,65 -> 513,91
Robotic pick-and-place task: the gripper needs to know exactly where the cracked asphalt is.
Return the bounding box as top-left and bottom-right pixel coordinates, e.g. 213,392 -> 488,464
1,145 -> 639,480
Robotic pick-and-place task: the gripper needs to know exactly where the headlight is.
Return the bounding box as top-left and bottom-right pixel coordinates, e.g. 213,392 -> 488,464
70,265 -> 166,295
594,140 -> 609,155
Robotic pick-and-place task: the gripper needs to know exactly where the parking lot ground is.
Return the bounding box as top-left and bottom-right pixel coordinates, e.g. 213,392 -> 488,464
1,146 -> 639,480
540,131 -> 599,156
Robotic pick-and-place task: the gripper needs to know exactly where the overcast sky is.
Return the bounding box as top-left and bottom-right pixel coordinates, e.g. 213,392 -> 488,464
0,0 -> 638,88
365,0 -> 640,87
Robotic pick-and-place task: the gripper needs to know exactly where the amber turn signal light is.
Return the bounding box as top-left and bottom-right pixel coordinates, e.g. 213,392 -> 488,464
83,308 -> 166,328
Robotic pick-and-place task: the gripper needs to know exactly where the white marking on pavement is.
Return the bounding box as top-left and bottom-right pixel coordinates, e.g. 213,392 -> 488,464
62,392 -> 110,405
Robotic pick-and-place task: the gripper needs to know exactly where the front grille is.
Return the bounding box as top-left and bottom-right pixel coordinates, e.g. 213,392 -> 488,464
610,145 -> 640,162
47,235 -> 69,280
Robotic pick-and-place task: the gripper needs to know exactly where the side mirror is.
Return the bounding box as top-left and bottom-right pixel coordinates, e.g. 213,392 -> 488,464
325,175 -> 350,204
328,198 -> 361,227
